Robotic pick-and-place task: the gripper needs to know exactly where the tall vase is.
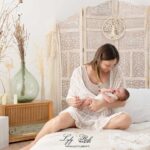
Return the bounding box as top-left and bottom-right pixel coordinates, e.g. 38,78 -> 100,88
12,62 -> 39,103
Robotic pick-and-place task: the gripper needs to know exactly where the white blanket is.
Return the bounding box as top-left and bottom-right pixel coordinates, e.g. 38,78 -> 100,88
31,122 -> 150,150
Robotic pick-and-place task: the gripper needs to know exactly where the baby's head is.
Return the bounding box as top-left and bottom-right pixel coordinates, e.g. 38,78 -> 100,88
114,88 -> 130,101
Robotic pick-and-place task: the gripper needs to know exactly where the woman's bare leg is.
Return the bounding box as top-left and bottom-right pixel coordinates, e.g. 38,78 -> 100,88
103,113 -> 132,130
20,112 -> 75,150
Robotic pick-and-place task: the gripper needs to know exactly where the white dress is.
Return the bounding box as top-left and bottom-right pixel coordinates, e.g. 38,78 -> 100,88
61,65 -> 125,131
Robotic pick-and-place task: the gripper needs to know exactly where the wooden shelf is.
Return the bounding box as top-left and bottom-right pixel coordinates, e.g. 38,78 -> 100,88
10,132 -> 37,143
0,100 -> 53,143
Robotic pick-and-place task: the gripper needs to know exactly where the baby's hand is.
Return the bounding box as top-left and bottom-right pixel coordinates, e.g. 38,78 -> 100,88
100,88 -> 115,94
82,99 -> 92,107
68,96 -> 83,108
89,99 -> 101,112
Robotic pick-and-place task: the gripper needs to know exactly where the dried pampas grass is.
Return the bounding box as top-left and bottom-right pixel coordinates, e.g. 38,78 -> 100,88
14,15 -> 29,63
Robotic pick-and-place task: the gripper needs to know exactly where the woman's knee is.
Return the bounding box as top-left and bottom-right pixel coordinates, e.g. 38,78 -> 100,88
118,113 -> 132,129
52,112 -> 75,130
58,112 -> 74,123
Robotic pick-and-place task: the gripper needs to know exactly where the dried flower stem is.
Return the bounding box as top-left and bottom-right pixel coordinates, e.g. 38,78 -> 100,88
0,77 -> 5,93
14,15 -> 26,62
0,0 -> 20,55
14,15 -> 28,96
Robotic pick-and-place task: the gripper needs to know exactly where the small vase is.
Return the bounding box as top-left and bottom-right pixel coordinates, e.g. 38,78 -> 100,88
12,62 -> 39,103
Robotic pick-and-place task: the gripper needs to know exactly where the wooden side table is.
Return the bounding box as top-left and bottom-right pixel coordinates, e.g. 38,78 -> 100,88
0,100 -> 53,143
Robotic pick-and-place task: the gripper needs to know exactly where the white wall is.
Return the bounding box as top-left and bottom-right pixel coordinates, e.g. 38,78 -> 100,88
21,0 -> 150,34
21,0 -> 150,28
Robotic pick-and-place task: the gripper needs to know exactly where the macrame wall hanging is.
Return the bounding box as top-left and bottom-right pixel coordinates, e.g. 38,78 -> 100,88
102,0 -> 125,40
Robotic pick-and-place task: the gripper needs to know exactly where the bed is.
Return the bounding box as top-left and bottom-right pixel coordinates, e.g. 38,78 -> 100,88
31,122 -> 150,150
31,89 -> 150,150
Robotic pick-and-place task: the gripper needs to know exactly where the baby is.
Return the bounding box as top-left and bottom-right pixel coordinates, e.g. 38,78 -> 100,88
95,87 -> 130,102
81,87 -> 130,111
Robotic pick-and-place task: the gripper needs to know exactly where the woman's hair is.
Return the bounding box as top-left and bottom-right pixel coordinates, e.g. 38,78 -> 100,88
88,43 -> 119,80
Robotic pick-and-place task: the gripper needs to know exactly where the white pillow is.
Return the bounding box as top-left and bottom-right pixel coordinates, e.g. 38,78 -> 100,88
114,88 -> 150,123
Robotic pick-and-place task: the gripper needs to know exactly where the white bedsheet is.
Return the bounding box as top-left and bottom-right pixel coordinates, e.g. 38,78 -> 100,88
31,122 -> 150,150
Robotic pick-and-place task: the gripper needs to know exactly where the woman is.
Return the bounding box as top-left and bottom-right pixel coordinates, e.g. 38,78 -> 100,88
22,43 -> 131,150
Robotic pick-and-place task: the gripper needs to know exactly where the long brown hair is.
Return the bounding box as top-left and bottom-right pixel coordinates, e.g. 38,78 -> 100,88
88,43 -> 119,80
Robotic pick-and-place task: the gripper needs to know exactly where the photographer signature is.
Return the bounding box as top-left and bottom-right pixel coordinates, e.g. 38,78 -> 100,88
60,133 -> 93,147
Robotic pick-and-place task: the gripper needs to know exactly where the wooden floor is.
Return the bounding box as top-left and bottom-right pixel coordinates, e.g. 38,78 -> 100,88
1,141 -> 32,150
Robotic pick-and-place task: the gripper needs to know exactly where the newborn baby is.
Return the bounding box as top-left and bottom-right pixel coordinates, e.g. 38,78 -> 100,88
81,88 -> 130,112
95,87 -> 130,102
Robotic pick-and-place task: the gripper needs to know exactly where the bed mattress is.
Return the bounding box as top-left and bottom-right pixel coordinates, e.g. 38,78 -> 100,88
31,122 -> 150,150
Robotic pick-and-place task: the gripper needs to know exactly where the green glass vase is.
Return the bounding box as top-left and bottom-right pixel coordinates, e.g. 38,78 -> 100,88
12,63 -> 39,103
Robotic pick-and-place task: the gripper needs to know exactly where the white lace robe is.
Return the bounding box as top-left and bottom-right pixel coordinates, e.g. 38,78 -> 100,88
61,66 -> 125,130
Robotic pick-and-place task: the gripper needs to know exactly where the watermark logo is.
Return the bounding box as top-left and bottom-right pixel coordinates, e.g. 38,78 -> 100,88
60,133 -> 93,148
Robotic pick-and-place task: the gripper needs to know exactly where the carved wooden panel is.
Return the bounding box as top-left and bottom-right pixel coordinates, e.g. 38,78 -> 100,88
62,80 -> 70,99
86,31 -> 113,50
59,14 -> 82,100
119,2 -> 145,17
61,52 -> 68,78
118,1 -> 148,88
119,31 -> 145,50
119,52 -> 130,77
60,32 -> 80,51
86,1 -> 112,16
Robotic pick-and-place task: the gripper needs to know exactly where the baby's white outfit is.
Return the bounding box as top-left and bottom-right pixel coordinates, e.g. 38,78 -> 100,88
95,92 -> 118,101
95,92 -> 118,112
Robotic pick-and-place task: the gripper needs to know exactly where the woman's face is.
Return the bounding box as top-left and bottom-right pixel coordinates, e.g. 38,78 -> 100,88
100,59 -> 117,73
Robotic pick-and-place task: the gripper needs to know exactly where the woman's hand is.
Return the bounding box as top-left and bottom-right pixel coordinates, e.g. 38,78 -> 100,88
88,97 -> 126,112
88,99 -> 103,112
81,99 -> 92,107
100,88 -> 115,94
103,100 -> 126,108
67,96 -> 83,108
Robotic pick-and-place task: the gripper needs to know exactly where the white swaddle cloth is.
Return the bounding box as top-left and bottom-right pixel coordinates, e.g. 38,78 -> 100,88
95,92 -> 118,101
95,92 -> 118,112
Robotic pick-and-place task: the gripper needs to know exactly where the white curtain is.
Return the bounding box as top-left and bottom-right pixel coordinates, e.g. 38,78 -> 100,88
46,25 -> 62,116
